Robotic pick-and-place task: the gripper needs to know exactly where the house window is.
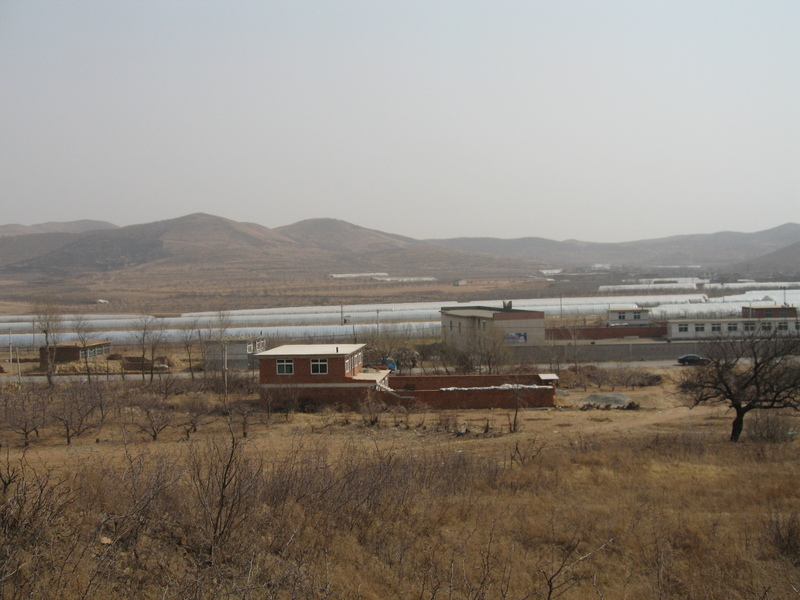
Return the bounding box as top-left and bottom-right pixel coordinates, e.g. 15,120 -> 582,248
781,309 -> 788,318
633,312 -> 641,320
762,322 -> 772,331
311,358 -> 328,375
765,310 -> 773,318
80,350 -> 87,359
247,344 -> 253,353
778,322 -> 789,331
618,313 -> 625,320
678,323 -> 688,333
694,324 -> 705,333
711,323 -> 721,332
276,359 -> 293,375
744,322 -> 756,332
727,323 -> 738,332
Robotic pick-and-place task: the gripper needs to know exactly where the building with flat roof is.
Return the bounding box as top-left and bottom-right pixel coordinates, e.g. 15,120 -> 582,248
440,304 -> 546,348
741,306 -> 797,319
258,344 -> 382,385
667,305 -> 800,340
39,340 -> 112,368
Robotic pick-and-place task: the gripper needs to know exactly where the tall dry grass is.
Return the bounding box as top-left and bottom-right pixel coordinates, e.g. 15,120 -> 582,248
0,422 -> 797,598
0,377 -> 798,598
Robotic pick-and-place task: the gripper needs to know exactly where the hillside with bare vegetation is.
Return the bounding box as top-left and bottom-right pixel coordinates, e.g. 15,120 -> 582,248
0,363 -> 798,599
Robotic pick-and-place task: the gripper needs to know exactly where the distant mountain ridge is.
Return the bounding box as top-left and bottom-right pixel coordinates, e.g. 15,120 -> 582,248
0,214 -> 798,281
0,219 -> 117,237
424,223 -> 800,268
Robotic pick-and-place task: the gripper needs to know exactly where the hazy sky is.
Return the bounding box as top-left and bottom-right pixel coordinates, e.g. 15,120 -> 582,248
1,2 -> 798,242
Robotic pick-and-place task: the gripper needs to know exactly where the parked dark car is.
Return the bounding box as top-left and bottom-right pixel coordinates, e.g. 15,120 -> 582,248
677,354 -> 711,366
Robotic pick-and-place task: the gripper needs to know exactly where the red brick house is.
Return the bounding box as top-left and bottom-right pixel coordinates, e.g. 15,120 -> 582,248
258,344 -> 554,411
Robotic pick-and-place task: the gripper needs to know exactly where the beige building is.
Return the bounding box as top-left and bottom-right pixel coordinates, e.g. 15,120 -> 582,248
607,308 -> 651,326
440,305 -> 546,348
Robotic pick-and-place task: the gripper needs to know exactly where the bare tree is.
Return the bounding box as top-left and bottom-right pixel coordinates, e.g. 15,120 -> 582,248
132,394 -> 175,442
71,313 -> 96,384
134,314 -> 155,382
476,325 -> 512,374
260,383 -> 299,421
2,383 -> 49,445
677,330 -> 800,442
134,314 -> 166,382
32,295 -> 64,386
205,311 -> 234,398
178,393 -> 214,440
51,383 -> 97,445
185,435 -> 263,564
226,376 -> 260,438
179,317 -> 202,380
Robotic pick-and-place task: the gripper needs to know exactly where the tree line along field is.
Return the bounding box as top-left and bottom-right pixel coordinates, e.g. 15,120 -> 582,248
0,368 -> 799,599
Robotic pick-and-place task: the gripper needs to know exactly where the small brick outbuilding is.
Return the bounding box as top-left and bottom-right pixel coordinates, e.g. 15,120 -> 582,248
39,340 -> 112,368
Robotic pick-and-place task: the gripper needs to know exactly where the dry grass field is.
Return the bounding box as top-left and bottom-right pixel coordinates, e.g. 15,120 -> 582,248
0,367 -> 798,599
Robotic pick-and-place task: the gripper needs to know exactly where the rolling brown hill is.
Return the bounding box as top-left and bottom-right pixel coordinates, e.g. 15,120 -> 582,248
0,213 -> 543,282
733,239 -> 800,277
1,214 -> 798,284
1,213 -> 799,314
0,214 -> 305,275
275,218 -> 417,254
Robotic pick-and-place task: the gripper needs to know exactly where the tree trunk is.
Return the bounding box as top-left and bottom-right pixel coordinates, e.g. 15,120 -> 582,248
730,406 -> 747,442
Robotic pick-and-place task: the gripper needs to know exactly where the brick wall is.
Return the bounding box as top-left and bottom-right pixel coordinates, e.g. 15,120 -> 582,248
397,387 -> 553,410
388,374 -> 545,390
261,376 -> 555,410
546,326 -> 667,340
260,355 -> 353,384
